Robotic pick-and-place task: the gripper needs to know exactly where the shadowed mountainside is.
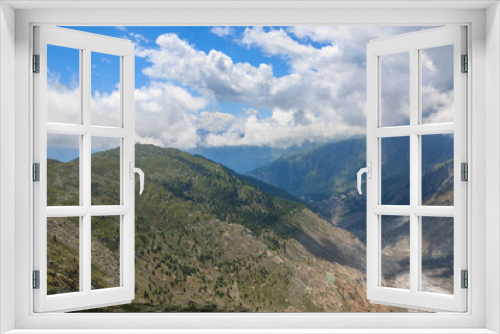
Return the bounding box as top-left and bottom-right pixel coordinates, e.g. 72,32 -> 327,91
247,136 -> 455,294
247,136 -> 454,243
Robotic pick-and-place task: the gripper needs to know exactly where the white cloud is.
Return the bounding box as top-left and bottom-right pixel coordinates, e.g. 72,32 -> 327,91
198,111 -> 236,132
100,57 -> 112,64
241,27 -> 316,61
47,133 -> 79,151
90,89 -> 121,127
421,86 -> 454,124
47,78 -> 209,151
421,44 -> 454,124
91,136 -> 120,152
211,26 -> 234,38
288,26 -> 433,48
134,28 -> 402,148
138,33 -> 276,107
49,26 -> 452,152
47,73 -> 80,124
422,53 -> 437,73
380,52 -> 411,126
203,107 -> 365,148
244,108 -> 260,117
134,82 -> 208,150
128,32 -> 149,44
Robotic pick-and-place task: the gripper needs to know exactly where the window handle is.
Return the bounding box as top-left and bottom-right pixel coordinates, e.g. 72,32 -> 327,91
129,161 -> 145,195
357,162 -> 371,195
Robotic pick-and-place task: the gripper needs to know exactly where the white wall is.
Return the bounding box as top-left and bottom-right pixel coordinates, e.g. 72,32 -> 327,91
2,3 -> 495,332
486,2 -> 500,333
0,2 -> 16,333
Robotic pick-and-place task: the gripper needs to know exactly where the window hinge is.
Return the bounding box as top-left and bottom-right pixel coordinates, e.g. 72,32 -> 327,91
33,163 -> 40,182
461,54 -> 468,73
461,162 -> 468,181
461,270 -> 468,289
33,54 -> 40,73
33,270 -> 40,289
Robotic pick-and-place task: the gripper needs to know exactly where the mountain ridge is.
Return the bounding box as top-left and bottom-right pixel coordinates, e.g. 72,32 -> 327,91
246,135 -> 454,242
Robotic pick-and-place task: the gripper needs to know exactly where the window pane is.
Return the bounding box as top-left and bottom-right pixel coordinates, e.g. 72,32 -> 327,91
381,136 -> 410,205
91,137 -> 121,205
381,52 -> 410,127
47,45 -> 80,124
47,134 -> 80,206
421,45 -> 454,124
91,216 -> 121,290
47,217 -> 80,295
381,215 -> 410,290
422,134 -> 454,206
91,52 -> 121,127
421,217 -> 454,294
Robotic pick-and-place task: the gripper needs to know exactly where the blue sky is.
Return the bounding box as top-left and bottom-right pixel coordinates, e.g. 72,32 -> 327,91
47,26 -> 453,162
61,26 -> 292,85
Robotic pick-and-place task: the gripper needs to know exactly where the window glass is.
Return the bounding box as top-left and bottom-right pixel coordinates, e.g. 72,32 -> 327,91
421,216 -> 454,294
381,215 -> 410,290
91,137 -> 121,206
382,136 -> 410,205
47,134 -> 80,206
91,52 -> 121,127
421,45 -> 454,124
91,216 -> 121,289
47,45 -> 81,124
381,52 -> 410,127
422,134 -> 454,206
47,217 -> 80,294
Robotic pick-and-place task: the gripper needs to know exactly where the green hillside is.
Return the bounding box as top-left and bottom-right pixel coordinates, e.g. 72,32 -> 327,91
47,144 -> 405,313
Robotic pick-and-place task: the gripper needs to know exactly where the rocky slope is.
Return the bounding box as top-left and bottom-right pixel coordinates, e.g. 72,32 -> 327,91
247,136 -> 455,294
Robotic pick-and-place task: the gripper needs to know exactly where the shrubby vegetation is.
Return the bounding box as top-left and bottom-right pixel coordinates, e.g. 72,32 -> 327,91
47,143 -> 425,312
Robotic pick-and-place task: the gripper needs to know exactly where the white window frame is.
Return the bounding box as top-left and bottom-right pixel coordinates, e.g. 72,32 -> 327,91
365,26 -> 468,312
33,26 -> 136,313
0,1 -> 498,333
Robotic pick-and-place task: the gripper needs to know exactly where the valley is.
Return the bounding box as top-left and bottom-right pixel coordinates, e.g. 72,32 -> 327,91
47,136 -> 454,312
247,136 -> 455,295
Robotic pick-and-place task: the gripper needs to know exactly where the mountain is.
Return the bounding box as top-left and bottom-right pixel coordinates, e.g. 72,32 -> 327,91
246,136 -> 455,294
247,136 -> 454,242
47,144 -> 407,313
187,142 -> 325,174
247,137 -> 368,242
247,138 -> 366,198
237,174 -> 303,204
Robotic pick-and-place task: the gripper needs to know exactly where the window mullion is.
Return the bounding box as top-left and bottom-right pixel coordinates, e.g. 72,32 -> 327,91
413,123 -> 454,135
373,124 -> 454,138
373,205 -> 455,217
409,47 -> 420,294
82,47 -> 92,294
78,49 -> 85,293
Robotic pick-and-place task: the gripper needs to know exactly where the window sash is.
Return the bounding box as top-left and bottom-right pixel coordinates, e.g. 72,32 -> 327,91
366,26 -> 468,312
32,26 -> 136,313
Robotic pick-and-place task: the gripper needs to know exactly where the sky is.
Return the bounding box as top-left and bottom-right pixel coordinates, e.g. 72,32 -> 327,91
46,26 -> 454,162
